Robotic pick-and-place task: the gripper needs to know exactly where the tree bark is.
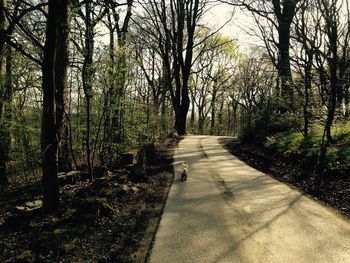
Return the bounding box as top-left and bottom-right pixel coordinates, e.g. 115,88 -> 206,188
82,1 -> 94,178
41,0 -> 60,212
210,89 -> 217,135
273,0 -> 297,106
0,45 -> 12,190
174,82 -> 190,135
0,0 -> 7,189
278,21 -> 293,103
218,99 -> 224,135
56,0 -> 72,172
235,0 -> 297,106
107,0 -> 133,146
322,0 -> 338,145
0,0 -> 6,69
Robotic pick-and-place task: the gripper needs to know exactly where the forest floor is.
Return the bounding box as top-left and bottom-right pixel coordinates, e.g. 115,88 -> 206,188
221,138 -> 350,219
0,137 -> 179,263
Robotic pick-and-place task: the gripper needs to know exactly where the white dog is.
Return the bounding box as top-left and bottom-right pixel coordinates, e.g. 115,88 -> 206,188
181,162 -> 189,181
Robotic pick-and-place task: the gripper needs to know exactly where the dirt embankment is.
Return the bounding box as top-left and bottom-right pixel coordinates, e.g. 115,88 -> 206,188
0,137 -> 179,263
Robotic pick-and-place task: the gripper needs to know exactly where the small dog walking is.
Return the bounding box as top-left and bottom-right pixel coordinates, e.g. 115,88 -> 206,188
181,161 -> 189,181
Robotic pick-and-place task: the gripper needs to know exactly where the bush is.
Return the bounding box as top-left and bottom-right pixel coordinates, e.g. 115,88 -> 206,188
265,131 -> 303,157
240,98 -> 300,144
324,146 -> 350,177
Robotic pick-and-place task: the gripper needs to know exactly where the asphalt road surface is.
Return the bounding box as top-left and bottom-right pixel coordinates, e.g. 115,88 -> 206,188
149,136 -> 350,263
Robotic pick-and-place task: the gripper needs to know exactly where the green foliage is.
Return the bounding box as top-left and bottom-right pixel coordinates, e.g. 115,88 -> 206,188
241,97 -> 299,144
332,123 -> 350,143
265,131 -> 304,157
325,146 -> 350,175
265,98 -> 299,131
264,126 -> 350,177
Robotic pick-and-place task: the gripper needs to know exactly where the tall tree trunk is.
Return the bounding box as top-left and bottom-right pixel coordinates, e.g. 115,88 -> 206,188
56,0 -> 72,172
232,101 -> 238,136
0,45 -> 12,190
41,0 -> 60,212
190,98 -> 195,130
227,102 -> 232,136
197,105 -> 205,134
0,0 -> 5,68
218,99 -> 224,136
325,57 -> 337,145
278,21 -> 293,105
160,90 -> 167,136
210,90 -> 217,135
344,87 -> 350,117
157,0 -> 201,136
109,0 -> 133,146
82,1 -> 94,179
174,81 -> 190,135
273,0 -> 298,106
303,59 -> 312,137
161,58 -> 171,136
0,0 -> 7,189
102,15 -> 115,163
324,1 -> 338,145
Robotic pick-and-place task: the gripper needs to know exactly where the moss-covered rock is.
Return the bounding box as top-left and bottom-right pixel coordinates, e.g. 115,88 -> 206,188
14,250 -> 34,263
15,200 -> 42,212
3,206 -> 40,228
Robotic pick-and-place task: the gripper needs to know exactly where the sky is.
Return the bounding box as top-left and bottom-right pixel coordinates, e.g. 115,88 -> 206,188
105,1 -> 261,51
205,2 -> 261,51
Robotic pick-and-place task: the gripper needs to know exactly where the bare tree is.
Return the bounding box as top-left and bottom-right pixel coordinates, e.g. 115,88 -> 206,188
223,0 -> 301,106
142,0 -> 208,135
73,1 -> 108,177
292,0 -> 321,136
313,0 -> 350,145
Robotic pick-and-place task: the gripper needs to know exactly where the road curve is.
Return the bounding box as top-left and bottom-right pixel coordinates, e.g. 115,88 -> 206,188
149,136 -> 350,263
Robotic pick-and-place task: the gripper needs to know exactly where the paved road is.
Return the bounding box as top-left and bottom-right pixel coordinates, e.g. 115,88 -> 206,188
149,136 -> 350,263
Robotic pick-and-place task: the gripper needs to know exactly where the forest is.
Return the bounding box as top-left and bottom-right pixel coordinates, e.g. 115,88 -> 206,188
0,0 -> 349,262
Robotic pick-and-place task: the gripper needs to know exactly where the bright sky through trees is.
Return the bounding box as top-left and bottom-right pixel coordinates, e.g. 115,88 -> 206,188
206,3 -> 260,49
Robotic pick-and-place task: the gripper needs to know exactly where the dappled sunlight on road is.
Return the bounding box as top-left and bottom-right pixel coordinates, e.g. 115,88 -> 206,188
150,136 -> 350,263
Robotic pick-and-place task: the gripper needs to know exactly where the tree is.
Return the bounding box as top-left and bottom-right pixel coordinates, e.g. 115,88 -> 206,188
41,0 -> 70,212
312,0 -> 350,145
73,1 -> 108,177
0,0 -> 8,189
233,49 -> 276,139
189,30 -> 238,135
292,0 -> 320,136
144,0 -> 208,135
102,0 -> 134,162
223,0 -> 301,106
56,0 -> 72,172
